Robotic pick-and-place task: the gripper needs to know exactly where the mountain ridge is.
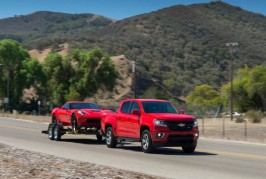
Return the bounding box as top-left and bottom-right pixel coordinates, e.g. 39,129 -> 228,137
1,1 -> 265,98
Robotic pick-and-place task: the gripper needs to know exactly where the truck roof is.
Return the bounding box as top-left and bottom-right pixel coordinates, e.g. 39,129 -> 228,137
123,99 -> 169,102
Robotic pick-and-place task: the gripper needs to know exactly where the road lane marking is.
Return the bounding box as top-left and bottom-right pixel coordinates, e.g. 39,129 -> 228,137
0,124 -> 93,139
197,149 -> 266,161
0,124 -> 38,132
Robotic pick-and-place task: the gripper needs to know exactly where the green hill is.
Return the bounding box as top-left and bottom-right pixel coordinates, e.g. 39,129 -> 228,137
1,1 -> 266,98
82,1 -> 266,96
0,11 -> 114,49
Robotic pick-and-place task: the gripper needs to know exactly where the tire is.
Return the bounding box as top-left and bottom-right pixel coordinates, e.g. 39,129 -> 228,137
141,130 -> 155,153
48,123 -> 54,140
71,114 -> 78,134
182,142 -> 197,153
105,127 -> 117,148
96,134 -> 103,141
53,124 -> 62,141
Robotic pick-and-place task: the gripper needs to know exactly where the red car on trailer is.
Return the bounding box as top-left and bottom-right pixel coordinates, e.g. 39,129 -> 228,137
43,101 -> 104,141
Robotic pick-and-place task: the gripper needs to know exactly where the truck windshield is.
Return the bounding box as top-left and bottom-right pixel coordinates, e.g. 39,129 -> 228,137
70,103 -> 100,110
142,101 -> 179,114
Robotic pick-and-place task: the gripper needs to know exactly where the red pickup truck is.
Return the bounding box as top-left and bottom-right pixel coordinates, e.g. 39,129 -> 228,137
101,99 -> 199,153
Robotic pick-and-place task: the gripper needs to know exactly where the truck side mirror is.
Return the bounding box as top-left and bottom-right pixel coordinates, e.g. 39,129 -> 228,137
179,110 -> 185,114
132,109 -> 140,115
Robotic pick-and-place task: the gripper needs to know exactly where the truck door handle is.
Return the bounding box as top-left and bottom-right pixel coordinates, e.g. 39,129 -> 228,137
127,117 -> 130,120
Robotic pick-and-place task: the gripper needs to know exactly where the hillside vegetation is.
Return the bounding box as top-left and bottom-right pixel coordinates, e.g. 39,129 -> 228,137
1,1 -> 266,100
0,11 -> 114,49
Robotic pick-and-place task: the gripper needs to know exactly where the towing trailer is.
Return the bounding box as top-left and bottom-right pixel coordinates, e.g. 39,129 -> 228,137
42,123 -> 103,141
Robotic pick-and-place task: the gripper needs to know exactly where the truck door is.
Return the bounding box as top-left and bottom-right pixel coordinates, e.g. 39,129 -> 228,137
127,102 -> 141,138
116,101 -> 131,137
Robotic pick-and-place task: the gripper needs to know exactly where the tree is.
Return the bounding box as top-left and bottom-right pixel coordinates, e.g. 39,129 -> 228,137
20,58 -> 46,90
97,56 -> 118,90
187,84 -> 221,114
245,65 -> 266,111
0,39 -> 30,107
221,65 -> 266,112
43,53 -> 74,104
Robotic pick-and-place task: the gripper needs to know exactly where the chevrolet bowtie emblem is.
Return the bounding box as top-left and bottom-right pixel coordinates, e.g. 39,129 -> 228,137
178,123 -> 185,127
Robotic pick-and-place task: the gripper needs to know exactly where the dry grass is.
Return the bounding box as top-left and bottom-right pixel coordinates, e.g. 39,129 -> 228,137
198,117 -> 266,144
0,112 -> 51,123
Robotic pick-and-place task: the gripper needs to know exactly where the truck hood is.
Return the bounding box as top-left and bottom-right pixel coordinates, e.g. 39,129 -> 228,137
145,113 -> 195,121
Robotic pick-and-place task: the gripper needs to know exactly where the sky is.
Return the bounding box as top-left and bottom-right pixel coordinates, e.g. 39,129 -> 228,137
0,0 -> 265,20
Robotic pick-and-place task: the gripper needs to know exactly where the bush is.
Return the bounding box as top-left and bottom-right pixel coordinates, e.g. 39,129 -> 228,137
235,115 -> 245,123
245,110 -> 263,123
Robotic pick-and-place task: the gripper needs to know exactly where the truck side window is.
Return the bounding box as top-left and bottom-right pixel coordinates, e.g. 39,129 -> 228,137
130,102 -> 140,113
121,101 -> 131,113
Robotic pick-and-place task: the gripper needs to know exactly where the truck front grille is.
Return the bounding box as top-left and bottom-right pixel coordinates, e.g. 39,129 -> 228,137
166,121 -> 194,131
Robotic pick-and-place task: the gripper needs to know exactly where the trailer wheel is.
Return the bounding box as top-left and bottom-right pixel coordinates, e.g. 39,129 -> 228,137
71,114 -> 78,134
53,124 -> 62,141
105,127 -> 117,148
48,123 -> 54,140
96,134 -> 103,141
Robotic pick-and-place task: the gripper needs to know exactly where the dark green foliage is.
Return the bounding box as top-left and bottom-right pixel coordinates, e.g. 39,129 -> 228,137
0,39 -> 46,107
97,56 -> 119,90
0,11 -> 114,50
41,48 -> 119,104
221,65 -> 266,112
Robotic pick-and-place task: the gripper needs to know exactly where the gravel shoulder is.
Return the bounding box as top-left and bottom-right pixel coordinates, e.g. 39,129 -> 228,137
0,143 -> 161,179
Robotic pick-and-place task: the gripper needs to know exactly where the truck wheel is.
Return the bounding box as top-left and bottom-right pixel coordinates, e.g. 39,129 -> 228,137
105,127 -> 117,148
96,134 -> 103,141
71,114 -> 78,134
48,123 -> 54,140
53,124 -> 61,141
182,142 -> 197,153
141,130 -> 155,153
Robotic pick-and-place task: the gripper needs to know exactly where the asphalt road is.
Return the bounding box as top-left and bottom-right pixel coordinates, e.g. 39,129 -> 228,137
1,117 -> 266,179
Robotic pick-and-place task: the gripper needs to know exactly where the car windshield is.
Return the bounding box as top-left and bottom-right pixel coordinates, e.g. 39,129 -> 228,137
142,101 -> 179,114
70,103 -> 100,110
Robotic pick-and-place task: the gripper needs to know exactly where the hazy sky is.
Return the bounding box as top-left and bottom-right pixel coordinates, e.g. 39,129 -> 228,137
0,0 -> 265,20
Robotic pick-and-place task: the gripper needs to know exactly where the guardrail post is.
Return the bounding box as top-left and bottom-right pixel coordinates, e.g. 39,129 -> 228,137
244,119 -> 247,138
223,117 -> 225,137
202,118 -> 204,135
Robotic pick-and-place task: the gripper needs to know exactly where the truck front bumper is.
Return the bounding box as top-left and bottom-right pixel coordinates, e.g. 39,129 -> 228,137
152,129 -> 199,147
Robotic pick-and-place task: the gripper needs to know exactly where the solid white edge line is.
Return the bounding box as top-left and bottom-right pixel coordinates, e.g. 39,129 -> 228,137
0,116 -> 49,124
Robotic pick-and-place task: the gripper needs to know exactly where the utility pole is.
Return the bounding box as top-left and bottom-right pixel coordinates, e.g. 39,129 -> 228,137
225,43 -> 239,121
132,61 -> 136,99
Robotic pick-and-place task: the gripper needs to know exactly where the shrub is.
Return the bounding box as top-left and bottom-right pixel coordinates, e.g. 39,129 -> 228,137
245,110 -> 263,123
235,115 -> 245,123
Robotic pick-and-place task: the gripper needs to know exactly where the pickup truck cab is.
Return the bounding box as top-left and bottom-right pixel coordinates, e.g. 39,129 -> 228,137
101,99 -> 199,153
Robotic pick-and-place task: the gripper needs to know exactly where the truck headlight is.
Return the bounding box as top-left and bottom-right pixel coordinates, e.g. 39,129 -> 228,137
153,119 -> 167,127
193,119 -> 198,127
